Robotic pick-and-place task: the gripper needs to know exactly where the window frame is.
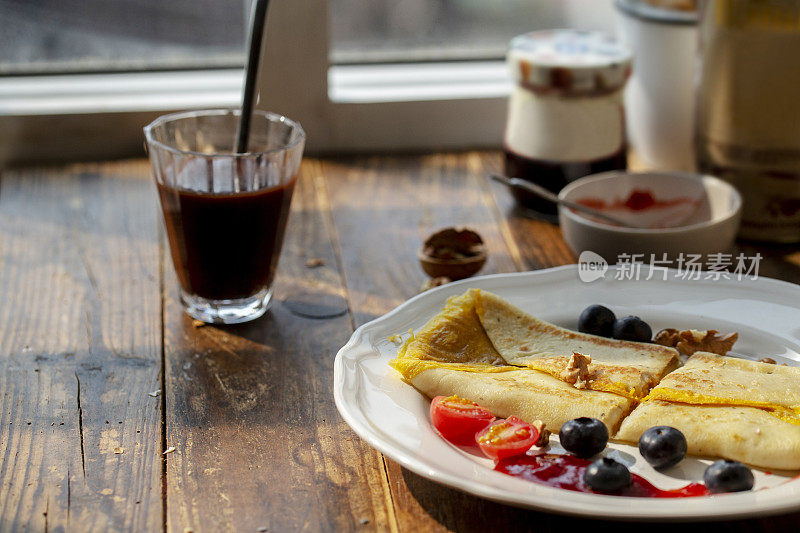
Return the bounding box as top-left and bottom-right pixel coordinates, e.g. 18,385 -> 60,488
0,0 -> 616,164
254,0 -> 508,154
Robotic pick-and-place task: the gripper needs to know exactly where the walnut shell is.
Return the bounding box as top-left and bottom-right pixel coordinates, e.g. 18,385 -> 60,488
419,228 -> 487,280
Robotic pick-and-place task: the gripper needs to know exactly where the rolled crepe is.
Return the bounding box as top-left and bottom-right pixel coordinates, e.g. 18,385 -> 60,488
473,289 -> 680,399
397,290 -> 506,366
391,290 -> 634,432
616,400 -> 800,470
646,351 -> 800,424
616,352 -> 800,469
393,360 -> 634,433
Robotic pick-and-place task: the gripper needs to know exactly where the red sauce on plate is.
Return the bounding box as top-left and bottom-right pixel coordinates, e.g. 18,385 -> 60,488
576,188 -> 697,212
495,454 -> 709,498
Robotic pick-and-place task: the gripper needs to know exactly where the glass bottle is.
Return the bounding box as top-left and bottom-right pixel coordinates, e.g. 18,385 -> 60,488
696,0 -> 800,242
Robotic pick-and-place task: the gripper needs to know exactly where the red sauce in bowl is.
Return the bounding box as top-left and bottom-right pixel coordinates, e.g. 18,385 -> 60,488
577,188 -> 697,212
496,454 -> 709,498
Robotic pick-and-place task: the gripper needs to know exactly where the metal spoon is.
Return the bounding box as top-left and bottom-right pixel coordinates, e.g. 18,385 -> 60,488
489,174 -> 642,228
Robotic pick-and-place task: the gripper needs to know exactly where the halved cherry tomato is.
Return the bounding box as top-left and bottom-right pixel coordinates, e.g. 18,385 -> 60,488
430,395 -> 495,444
475,416 -> 539,461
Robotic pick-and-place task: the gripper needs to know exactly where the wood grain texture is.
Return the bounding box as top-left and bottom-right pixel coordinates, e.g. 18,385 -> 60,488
3,153 -> 800,533
479,152 -> 577,270
321,152 -> 520,328
0,162 -> 162,531
163,159 -> 393,532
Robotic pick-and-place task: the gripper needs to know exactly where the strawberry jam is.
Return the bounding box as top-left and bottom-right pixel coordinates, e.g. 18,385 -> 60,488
575,189 -> 697,212
495,454 -> 709,497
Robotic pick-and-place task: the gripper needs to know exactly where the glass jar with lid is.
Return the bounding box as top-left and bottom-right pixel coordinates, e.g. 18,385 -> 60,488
696,0 -> 800,242
503,30 -> 632,218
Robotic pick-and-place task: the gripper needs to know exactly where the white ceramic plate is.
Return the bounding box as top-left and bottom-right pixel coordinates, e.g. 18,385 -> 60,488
333,266 -> 800,521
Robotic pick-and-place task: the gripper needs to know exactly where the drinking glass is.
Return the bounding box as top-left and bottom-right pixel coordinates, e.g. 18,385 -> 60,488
144,109 -> 305,324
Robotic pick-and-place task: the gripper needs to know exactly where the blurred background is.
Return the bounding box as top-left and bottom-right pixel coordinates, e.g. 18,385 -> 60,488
0,0 -> 611,73
0,0 -> 615,165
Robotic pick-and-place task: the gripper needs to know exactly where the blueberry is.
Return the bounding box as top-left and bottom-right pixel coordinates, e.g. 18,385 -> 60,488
578,305 -> 616,337
638,426 -> 687,469
559,417 -> 608,458
612,316 -> 652,343
704,460 -> 754,494
584,457 -> 632,492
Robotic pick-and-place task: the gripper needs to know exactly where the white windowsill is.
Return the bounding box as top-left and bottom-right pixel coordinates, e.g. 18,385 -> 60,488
0,69 -> 245,115
0,61 -> 510,162
328,61 -> 511,103
0,61 -> 512,117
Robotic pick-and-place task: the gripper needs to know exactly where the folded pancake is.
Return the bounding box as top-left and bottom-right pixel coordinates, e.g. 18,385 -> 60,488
390,290 -> 635,432
396,290 -> 506,366
645,351 -> 800,424
615,400 -> 800,470
392,359 -> 635,433
617,352 -> 800,469
473,289 -> 680,399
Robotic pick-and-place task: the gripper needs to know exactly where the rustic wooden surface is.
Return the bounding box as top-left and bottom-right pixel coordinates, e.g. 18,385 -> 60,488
2,152 -> 800,532
0,163 -> 162,531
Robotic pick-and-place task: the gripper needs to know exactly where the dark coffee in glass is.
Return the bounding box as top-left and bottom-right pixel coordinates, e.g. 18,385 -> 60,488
145,109 -> 305,324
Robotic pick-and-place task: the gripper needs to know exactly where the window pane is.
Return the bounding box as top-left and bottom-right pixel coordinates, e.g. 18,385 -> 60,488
330,0 -> 616,63
0,0 -> 247,75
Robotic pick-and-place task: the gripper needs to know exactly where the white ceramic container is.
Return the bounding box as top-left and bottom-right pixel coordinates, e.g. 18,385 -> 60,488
559,170 -> 742,262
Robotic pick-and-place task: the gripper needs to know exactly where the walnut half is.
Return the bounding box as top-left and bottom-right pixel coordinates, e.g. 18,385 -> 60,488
654,328 -> 738,356
561,352 -> 592,389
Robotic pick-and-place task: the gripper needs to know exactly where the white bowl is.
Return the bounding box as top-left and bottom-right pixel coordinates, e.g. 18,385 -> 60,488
558,171 -> 742,262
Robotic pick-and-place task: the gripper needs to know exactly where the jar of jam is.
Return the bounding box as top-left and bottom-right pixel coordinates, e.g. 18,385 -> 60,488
504,30 -> 632,218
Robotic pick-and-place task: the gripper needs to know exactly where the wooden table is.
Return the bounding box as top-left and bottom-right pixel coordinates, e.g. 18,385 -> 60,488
2,153 -> 799,532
